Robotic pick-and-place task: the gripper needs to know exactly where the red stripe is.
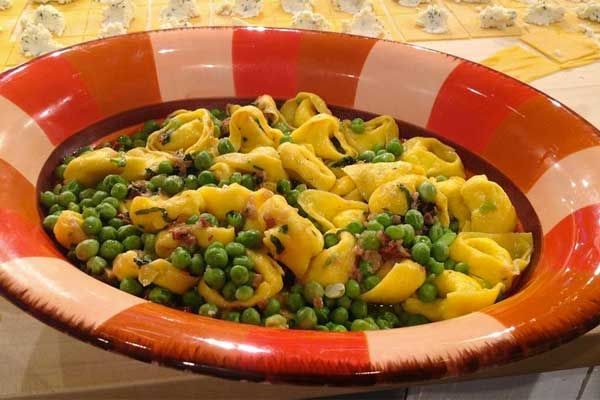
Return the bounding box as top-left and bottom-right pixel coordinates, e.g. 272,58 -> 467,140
0,56 -> 103,145
0,209 -> 62,263
487,204 -> 600,344
427,62 -> 539,153
232,28 -> 301,98
95,302 -> 370,379
296,31 -> 376,107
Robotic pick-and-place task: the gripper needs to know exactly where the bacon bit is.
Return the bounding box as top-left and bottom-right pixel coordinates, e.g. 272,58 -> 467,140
380,240 -> 410,261
181,306 -> 195,313
117,212 -> 131,224
254,170 -> 266,183
313,296 -> 324,309
128,181 -> 150,198
171,226 -> 196,246
220,118 -> 230,136
411,192 -> 420,209
376,230 -> 390,245
423,211 -> 435,226
264,216 -> 277,229
244,201 -> 257,220
256,299 -> 267,310
252,273 -> 264,288
391,215 -> 402,224
354,245 -> 365,257
362,250 -> 382,270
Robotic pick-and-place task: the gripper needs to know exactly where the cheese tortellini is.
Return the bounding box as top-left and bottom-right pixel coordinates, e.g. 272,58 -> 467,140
42,92 -> 533,332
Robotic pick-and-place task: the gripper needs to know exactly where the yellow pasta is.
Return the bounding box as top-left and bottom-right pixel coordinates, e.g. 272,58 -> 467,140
63,148 -> 124,187
228,106 -> 284,152
302,232 -> 357,286
280,92 -> 331,128
402,137 -> 465,178
211,146 -> 288,185
147,108 -> 218,154
129,190 -> 204,232
278,143 -> 336,191
342,115 -> 399,153
298,190 -> 368,232
461,175 -> 517,233
53,210 -> 88,248
361,260 -> 426,304
290,114 -> 357,161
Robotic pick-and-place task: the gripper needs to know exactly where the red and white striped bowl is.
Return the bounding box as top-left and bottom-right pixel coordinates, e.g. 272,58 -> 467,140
0,27 -> 599,385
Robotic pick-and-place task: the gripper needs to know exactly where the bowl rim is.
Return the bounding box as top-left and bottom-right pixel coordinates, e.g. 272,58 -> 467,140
0,26 -> 599,386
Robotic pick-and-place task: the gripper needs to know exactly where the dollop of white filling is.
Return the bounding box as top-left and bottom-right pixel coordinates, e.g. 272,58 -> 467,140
281,0 -> 312,14
160,16 -> 194,29
0,0 -> 13,11
452,0 -> 490,3
333,0 -> 372,14
398,0 -> 429,7
416,5 -> 449,34
524,1 -> 565,26
342,7 -> 388,38
99,21 -> 127,37
577,3 -> 600,23
23,5 -> 66,36
161,0 -> 199,21
292,10 -> 332,30
480,5 -> 517,29
230,0 -> 264,18
19,23 -> 59,57
103,0 -> 135,28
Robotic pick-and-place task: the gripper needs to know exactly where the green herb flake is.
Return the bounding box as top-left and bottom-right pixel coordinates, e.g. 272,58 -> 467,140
479,200 -> 497,213
270,235 -> 285,254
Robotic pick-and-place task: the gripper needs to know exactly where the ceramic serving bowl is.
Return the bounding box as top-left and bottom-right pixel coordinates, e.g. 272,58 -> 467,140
0,27 -> 599,385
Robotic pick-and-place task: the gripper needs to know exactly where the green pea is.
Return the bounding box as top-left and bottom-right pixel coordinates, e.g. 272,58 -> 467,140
411,242 -> 431,265
449,219 -> 459,233
418,181 -> 437,203
343,279 -> 360,300
171,247 -> 192,269
118,135 -> 132,148
314,325 -> 328,332
376,149 -> 387,156
157,160 -> 173,175
303,281 -> 324,303
350,299 -> 368,319
193,151 -> 213,171
405,209 -> 424,231
384,225 -> 404,241
257,299 -> 279,319
428,223 -> 444,243
436,175 -> 448,182
406,314 -> 430,326
79,198 -> 94,208
75,239 -> 100,261
376,318 -> 393,329
240,174 -> 256,190
418,283 -> 438,303
444,259 -> 456,270
99,240 -> 123,260
182,175 -> 198,190
40,191 -> 57,208
49,204 -> 64,214
235,285 -> 254,301
117,225 -> 141,241
82,216 -> 102,235
200,212 -> 218,226
218,138 -> 235,154
96,226 -> 116,243
286,292 -> 305,312
351,319 -> 377,331
96,203 -> 117,220
63,181 -> 83,196
386,138 -> 403,157
198,303 -> 219,317
344,222 -> 364,236
204,246 -> 228,269
233,255 -> 254,270
431,242 -> 449,262
290,283 -> 303,294
331,324 -> 348,332
363,275 -> 380,291
236,230 -> 262,249
240,307 -> 261,325
79,188 -> 96,200
437,231 -> 458,247
103,174 -> 127,190
373,213 -> 392,228
358,150 -> 375,162
150,174 -> 167,189
197,171 -> 217,188
223,311 -> 241,322
337,295 -> 352,309
223,242 -> 243,258
230,172 -> 242,185
218,179 -> 229,188
381,311 -> 400,328
67,203 -> 81,212
109,183 -> 128,200
182,289 -> 204,309
279,135 -> 293,144
455,262 -> 469,274
186,215 -> 199,225
53,183 -> 63,195
358,230 -> 380,250
43,214 -> 59,230
276,179 -> 292,195
372,152 -> 395,163
350,118 -> 365,133
296,307 -> 318,330
330,307 -> 349,324
415,235 -> 432,246
286,189 -> 300,207
87,256 -> 108,275
427,258 -> 445,275
313,307 -> 329,324
118,277 -> 143,296
323,232 -> 339,249
229,265 -> 249,286
210,108 -> 225,120
142,233 -> 156,254
162,175 -> 184,195
91,191 -> 108,206
188,253 -> 205,276
58,191 -> 77,207
221,281 -> 236,301
203,267 -> 226,290
226,211 -> 245,231
55,164 -> 67,180
359,259 -> 373,276
401,224 -> 415,246
366,220 -> 384,231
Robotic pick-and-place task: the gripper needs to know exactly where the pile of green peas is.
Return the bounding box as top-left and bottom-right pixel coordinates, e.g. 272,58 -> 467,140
348,118 -> 404,164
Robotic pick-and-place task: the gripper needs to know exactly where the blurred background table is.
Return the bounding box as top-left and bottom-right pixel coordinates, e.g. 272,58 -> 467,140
1,25 -> 600,400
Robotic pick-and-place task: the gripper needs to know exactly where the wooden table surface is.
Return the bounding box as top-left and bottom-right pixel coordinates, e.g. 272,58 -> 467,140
1,36 -> 599,400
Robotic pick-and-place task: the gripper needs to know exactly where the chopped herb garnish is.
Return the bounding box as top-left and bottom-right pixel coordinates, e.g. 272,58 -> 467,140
270,235 -> 285,254
479,200 -> 497,213
279,224 -> 289,234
